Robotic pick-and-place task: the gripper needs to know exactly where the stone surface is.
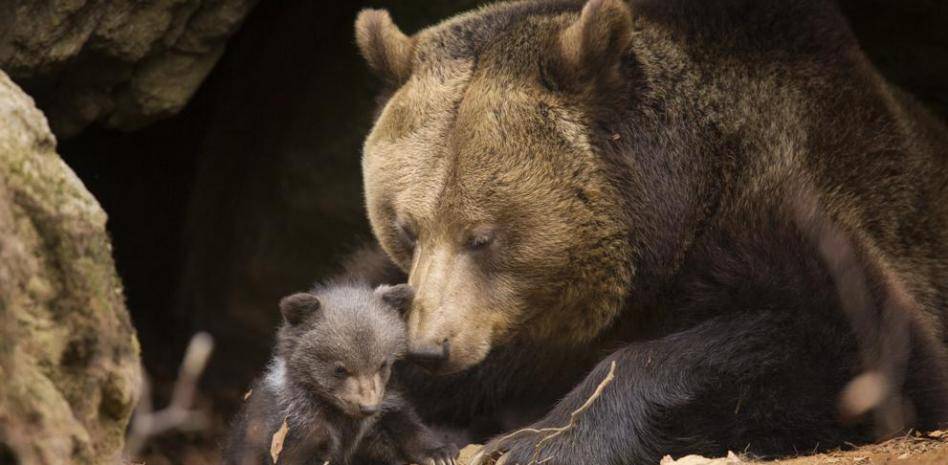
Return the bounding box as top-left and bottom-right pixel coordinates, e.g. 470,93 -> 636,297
0,0 -> 259,137
0,70 -> 140,465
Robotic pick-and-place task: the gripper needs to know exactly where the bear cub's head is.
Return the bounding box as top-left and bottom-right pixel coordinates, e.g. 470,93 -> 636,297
276,282 -> 413,418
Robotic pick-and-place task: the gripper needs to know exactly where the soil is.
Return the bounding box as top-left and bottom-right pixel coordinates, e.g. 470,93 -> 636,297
739,433 -> 948,465
137,429 -> 947,465
452,432 -> 948,465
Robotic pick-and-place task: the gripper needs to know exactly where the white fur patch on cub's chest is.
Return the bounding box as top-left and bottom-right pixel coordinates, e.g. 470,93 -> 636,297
264,356 -> 287,392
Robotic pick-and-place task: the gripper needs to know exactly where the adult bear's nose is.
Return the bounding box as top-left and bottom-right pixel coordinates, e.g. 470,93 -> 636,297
407,339 -> 449,372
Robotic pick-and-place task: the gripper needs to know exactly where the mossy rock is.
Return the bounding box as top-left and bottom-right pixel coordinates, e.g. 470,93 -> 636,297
0,70 -> 141,465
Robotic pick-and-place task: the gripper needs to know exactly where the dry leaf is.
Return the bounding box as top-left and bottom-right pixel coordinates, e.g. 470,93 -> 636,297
927,430 -> 945,439
270,418 -> 290,464
244,388 -> 253,400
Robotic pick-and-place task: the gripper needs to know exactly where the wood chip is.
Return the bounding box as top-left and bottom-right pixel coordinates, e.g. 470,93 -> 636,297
270,418 -> 289,464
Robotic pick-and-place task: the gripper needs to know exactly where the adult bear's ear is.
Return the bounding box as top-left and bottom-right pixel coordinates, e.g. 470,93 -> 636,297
355,9 -> 414,86
375,284 -> 414,315
551,0 -> 634,88
279,293 -> 321,326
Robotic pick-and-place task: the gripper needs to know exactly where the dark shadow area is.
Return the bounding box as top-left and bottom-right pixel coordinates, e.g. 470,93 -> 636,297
59,0 -> 485,427
838,0 -> 948,119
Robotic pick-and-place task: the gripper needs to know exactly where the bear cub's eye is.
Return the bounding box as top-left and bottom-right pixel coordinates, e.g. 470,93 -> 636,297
334,364 -> 349,378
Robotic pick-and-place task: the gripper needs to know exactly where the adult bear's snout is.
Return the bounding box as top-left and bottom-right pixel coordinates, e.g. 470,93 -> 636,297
407,339 -> 450,372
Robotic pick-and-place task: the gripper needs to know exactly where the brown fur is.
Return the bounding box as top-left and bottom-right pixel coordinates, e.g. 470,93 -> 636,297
353,0 -> 948,462
355,9 -> 414,86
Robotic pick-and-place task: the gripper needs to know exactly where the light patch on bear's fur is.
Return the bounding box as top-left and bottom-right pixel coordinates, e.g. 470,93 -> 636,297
362,48 -> 476,264
550,105 -> 593,154
264,356 -> 287,392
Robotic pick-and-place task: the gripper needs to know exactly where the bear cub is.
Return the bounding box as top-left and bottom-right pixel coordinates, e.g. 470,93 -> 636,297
224,282 -> 458,465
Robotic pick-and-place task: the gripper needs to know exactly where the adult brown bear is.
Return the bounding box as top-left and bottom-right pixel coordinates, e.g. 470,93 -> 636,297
349,0 -> 948,463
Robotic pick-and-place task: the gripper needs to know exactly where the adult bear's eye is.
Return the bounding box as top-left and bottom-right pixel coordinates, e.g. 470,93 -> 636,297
466,234 -> 492,250
464,226 -> 496,252
394,219 -> 417,246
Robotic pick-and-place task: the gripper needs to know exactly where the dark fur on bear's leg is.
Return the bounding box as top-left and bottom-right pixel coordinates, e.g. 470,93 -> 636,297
472,207 -> 948,465
478,311 -> 867,465
484,314 -> 948,465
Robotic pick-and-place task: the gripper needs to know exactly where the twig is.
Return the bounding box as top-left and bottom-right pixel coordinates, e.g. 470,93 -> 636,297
124,332 -> 215,459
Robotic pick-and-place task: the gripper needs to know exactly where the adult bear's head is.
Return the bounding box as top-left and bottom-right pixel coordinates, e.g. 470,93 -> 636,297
355,0 -> 642,374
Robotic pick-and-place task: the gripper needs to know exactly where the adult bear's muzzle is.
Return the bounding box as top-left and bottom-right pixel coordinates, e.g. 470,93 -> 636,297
405,242 -> 503,374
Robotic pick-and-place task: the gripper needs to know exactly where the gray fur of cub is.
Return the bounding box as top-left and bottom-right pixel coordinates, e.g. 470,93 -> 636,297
223,282 -> 457,465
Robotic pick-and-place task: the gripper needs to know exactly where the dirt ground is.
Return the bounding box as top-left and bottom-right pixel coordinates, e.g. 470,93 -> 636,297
452,431 -> 948,465
733,432 -> 948,465
138,428 -> 947,465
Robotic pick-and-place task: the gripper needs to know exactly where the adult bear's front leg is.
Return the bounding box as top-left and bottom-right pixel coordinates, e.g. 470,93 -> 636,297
473,311 -> 869,465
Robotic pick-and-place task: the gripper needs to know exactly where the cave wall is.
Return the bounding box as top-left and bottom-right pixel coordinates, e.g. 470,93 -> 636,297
0,0 -> 260,137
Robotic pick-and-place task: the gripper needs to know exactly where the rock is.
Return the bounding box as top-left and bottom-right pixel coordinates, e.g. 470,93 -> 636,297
0,0 -> 260,137
0,70 -> 140,465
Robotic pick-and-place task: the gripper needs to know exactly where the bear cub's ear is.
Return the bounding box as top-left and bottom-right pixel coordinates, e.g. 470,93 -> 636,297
375,284 -> 414,314
279,293 -> 321,326
355,9 -> 414,86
